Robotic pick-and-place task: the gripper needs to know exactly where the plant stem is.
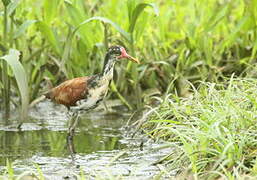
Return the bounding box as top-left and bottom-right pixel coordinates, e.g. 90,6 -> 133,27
103,23 -> 108,50
2,5 -> 10,121
130,35 -> 141,108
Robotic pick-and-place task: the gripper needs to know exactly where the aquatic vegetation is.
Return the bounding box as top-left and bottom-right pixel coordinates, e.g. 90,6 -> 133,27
143,78 -> 257,179
1,0 -> 257,178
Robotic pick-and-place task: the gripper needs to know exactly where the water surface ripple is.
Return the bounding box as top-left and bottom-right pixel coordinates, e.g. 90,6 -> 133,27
0,101 -> 173,179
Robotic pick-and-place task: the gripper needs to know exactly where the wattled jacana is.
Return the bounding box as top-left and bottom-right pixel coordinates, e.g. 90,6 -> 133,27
44,45 -> 139,139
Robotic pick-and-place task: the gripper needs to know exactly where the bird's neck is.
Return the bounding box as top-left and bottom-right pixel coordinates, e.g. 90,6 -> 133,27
100,53 -> 116,80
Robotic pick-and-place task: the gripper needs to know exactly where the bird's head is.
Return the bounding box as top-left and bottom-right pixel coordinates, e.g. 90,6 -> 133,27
108,45 -> 140,64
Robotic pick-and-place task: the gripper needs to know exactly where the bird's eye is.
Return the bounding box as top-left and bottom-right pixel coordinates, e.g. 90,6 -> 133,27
108,46 -> 122,55
113,48 -> 120,54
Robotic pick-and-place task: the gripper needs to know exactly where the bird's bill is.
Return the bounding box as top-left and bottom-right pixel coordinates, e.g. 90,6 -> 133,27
126,54 -> 140,64
118,47 -> 140,64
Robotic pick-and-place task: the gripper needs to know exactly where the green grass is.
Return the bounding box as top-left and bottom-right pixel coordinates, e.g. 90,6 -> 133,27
142,77 -> 257,179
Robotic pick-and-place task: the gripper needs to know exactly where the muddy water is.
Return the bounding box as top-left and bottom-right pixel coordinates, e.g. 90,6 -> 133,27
0,101 -> 172,179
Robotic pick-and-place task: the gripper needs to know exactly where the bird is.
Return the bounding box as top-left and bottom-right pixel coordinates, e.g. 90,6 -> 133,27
44,45 -> 140,140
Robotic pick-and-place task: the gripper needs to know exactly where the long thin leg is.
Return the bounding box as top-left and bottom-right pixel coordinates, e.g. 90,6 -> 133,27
66,111 -> 79,161
68,112 -> 79,138
67,135 -> 75,161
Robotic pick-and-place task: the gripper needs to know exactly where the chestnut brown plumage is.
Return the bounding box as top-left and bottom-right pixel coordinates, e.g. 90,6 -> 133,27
45,77 -> 89,107
44,45 -> 139,141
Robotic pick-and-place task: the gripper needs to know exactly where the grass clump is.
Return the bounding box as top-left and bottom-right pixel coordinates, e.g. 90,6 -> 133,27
143,78 -> 257,179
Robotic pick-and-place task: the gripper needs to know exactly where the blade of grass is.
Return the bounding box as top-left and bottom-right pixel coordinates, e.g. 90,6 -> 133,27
128,2 -> 159,33
6,159 -> 14,180
34,163 -> 45,180
73,16 -> 131,42
59,27 -> 72,78
111,81 -> 132,110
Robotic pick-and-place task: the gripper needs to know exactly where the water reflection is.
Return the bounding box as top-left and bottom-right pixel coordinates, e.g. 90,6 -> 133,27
0,101 -> 173,179
0,112 -> 127,166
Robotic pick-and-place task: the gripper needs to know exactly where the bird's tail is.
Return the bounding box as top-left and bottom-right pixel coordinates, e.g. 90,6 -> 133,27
42,76 -> 53,99
29,77 -> 53,107
29,95 -> 46,108
43,90 -> 52,99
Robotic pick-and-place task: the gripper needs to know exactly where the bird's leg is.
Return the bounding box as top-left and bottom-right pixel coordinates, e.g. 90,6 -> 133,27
67,111 -> 79,140
66,112 -> 79,161
67,135 -> 76,161
67,107 -> 74,118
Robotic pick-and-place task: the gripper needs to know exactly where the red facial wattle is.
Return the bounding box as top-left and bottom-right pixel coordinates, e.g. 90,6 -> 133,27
118,47 -> 140,64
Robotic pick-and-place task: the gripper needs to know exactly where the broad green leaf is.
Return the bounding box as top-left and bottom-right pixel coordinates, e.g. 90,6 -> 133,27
13,20 -> 37,39
73,16 -> 131,42
37,21 -> 61,55
0,42 -> 7,53
0,49 -> 29,120
1,0 -> 10,7
64,0 -> 95,47
7,0 -> 19,16
128,3 -> 159,33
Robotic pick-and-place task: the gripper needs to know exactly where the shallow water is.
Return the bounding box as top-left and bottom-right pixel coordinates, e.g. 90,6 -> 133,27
0,101 -> 173,179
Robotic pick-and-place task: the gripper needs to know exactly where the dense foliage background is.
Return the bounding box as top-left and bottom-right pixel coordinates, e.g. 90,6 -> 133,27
1,0 -> 257,118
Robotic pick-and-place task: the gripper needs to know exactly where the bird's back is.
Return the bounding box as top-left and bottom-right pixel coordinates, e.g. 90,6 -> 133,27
44,76 -> 89,107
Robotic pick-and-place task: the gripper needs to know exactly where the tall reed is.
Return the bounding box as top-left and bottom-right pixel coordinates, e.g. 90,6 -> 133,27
1,0 -> 10,121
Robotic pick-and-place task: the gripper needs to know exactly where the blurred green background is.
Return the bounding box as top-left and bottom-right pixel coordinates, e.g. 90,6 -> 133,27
1,0 -> 257,119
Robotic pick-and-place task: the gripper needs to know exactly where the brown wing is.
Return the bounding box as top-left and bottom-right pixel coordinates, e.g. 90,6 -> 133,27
45,76 -> 89,107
